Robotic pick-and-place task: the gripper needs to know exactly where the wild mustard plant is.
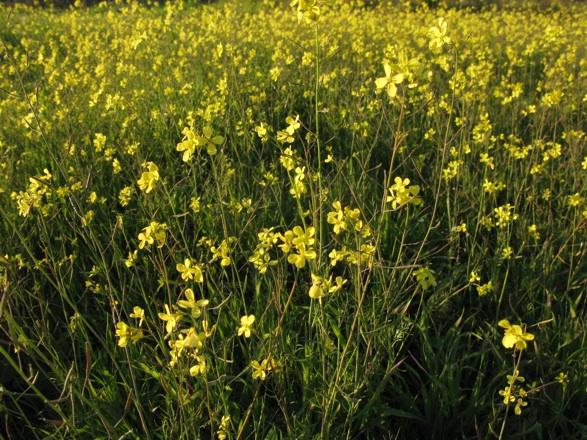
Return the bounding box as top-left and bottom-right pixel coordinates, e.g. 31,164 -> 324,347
308,273 -> 346,304
10,169 -> 53,217
2,1 -> 587,438
494,320 -> 536,437
251,358 -> 281,381
427,18 -> 451,50
386,177 -> 422,210
115,321 -> 144,347
137,221 -> 167,249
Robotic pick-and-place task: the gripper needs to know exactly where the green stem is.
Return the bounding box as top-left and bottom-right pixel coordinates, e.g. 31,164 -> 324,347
498,353 -> 522,440
315,22 -> 324,266
497,262 -> 510,313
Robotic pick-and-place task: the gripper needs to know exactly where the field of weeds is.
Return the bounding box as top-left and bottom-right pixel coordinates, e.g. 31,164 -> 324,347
1,0 -> 587,438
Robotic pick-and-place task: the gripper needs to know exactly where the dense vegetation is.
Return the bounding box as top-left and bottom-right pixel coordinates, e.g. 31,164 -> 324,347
1,0 -> 587,438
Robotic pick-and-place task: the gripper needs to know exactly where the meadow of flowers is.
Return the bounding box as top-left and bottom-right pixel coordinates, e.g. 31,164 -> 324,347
1,0 -> 587,438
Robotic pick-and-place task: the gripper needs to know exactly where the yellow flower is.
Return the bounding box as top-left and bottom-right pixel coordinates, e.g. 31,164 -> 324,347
237,315 -> 255,338
93,133 -> 106,152
220,415 -> 230,428
254,122 -> 269,142
480,153 -> 495,170
177,288 -> 209,316
176,258 -> 203,282
124,250 -> 138,267
112,158 -> 121,174
469,271 -> 480,283
292,225 -> 315,247
210,239 -> 233,267
190,197 -> 201,213
285,115 -> 301,134
251,357 -> 281,380
455,223 -> 467,233
528,224 -> 540,240
427,18 -> 451,50
477,281 -> 493,296
280,147 -> 296,170
158,304 -> 182,334
138,230 -> 154,249
514,398 -> 528,415
327,202 -> 347,234
494,204 -> 518,227
568,193 -> 583,207
290,0 -> 323,24
277,230 -> 295,253
177,126 -> 197,162
277,129 -> 295,144
129,306 -> 145,327
287,243 -> 316,269
344,207 -> 364,232
138,222 -> 167,249
499,386 -> 515,405
555,372 -> 569,384
251,359 -> 269,380
189,356 -> 207,376
375,63 -> 405,98
115,322 -> 132,347
115,321 -> 144,347
289,167 -> 307,198
199,126 -> 224,156
308,273 -> 326,302
137,162 -> 160,193
119,186 -> 133,206
176,327 -> 204,350
386,177 -> 421,209
498,319 -> 534,350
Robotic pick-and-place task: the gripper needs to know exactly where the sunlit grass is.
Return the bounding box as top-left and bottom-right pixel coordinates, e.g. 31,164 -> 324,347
1,0 -> 587,438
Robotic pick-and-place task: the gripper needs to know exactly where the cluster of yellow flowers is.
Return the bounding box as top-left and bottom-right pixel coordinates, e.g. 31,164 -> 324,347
177,123 -> 224,161
386,177 -> 422,210
2,1 -> 585,436
10,169 -> 53,217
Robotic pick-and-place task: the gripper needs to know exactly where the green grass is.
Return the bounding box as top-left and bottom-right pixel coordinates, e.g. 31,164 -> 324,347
1,0 -> 587,438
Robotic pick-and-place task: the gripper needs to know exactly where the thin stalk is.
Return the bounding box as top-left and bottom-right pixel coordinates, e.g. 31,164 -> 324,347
497,263 -> 510,313
315,22 -> 324,266
498,353 -> 523,440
